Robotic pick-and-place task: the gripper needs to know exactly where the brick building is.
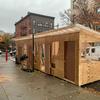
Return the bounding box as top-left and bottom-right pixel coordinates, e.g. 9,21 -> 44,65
15,12 -> 55,70
15,12 -> 55,37
94,0 -> 100,31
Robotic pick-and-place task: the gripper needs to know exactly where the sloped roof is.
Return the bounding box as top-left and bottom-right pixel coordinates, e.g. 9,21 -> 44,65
34,27 -> 80,39
15,12 -> 55,25
75,24 -> 100,38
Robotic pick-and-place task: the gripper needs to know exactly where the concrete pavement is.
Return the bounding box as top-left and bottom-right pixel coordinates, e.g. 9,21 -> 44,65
0,56 -> 100,100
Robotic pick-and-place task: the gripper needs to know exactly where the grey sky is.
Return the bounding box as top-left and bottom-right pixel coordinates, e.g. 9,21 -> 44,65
0,0 -> 71,33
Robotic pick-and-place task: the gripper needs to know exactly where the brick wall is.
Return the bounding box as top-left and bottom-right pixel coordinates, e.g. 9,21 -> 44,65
15,13 -> 54,38
15,16 -> 32,37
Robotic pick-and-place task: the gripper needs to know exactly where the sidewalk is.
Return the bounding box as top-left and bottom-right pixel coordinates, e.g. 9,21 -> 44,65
0,56 -> 100,100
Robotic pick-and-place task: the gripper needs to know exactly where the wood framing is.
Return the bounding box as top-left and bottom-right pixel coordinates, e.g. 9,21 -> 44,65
15,24 -> 100,86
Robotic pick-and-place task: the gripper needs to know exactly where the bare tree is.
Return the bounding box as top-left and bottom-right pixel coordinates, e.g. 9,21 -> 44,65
60,9 -> 74,25
60,0 -> 100,30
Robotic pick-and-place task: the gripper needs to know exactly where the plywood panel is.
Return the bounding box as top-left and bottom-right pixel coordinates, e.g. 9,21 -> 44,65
79,60 -> 100,85
79,31 -> 100,86
45,43 -> 51,74
34,32 -> 79,85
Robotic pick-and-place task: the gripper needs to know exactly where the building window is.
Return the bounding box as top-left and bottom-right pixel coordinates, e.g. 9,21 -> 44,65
50,23 -> 53,28
97,7 -> 100,13
45,22 -> 49,28
33,20 -> 36,25
96,25 -> 100,30
37,23 -> 43,27
20,26 -> 27,36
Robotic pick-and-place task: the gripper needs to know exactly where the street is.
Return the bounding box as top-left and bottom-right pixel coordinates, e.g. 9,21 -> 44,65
0,56 -> 100,100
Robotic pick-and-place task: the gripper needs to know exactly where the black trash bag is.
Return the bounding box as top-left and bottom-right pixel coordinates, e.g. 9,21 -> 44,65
15,56 -> 20,64
20,54 -> 28,61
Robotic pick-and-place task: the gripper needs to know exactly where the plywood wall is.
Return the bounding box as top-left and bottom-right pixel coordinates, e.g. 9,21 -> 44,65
34,32 -> 79,84
16,27 -> 100,86
79,29 -> 100,86
16,39 -> 33,69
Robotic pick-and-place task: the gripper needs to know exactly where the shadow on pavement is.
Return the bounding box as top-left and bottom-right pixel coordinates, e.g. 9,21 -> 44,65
82,81 -> 100,94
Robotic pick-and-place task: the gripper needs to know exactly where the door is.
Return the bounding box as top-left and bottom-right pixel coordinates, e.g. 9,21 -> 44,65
64,41 -> 75,82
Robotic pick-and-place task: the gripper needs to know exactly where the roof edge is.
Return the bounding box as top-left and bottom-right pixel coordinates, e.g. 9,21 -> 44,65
75,24 -> 100,35
15,12 -> 55,25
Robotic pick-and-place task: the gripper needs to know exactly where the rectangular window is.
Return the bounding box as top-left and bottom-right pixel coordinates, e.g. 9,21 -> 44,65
45,22 -> 49,28
97,7 -> 100,14
37,23 -> 43,27
50,23 -> 53,28
96,26 -> 100,30
33,20 -> 36,25
21,26 -> 27,36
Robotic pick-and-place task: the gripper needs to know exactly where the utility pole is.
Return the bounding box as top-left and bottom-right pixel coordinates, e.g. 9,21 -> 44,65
31,19 -> 35,72
32,32 -> 34,72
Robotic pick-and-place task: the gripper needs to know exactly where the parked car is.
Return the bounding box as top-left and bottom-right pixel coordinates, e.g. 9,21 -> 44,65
85,46 -> 100,60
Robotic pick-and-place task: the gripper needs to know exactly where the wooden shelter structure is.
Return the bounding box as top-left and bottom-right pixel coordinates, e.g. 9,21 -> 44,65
15,24 -> 100,86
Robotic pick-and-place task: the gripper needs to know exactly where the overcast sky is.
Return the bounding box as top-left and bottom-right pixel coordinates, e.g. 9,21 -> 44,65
0,0 -> 71,33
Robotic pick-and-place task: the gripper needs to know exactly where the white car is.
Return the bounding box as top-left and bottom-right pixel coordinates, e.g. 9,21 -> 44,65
85,46 -> 100,61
